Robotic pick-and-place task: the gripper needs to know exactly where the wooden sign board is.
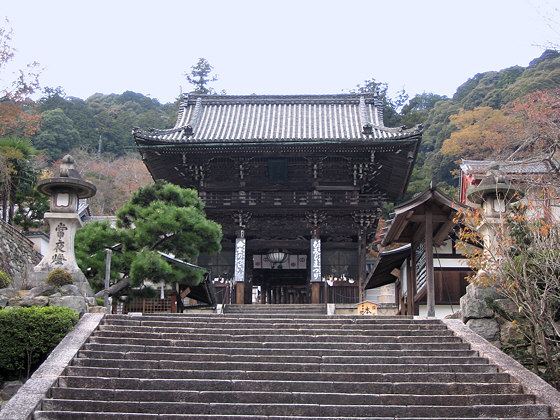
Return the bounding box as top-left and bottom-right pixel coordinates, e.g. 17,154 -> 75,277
358,301 -> 378,316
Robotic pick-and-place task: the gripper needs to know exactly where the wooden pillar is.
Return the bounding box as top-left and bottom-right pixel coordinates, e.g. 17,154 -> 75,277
425,206 -> 435,317
312,283 -> 322,304
410,243 -> 418,316
358,232 -> 367,303
406,254 -> 414,316
235,282 -> 245,305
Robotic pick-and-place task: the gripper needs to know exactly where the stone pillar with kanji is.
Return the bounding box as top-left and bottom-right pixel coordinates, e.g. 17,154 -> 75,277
32,155 -> 96,296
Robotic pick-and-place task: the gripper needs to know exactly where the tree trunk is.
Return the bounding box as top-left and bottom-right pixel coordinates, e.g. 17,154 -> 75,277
94,277 -> 130,298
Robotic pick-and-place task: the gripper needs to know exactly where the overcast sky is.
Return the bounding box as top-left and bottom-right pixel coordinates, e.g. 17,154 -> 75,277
2,0 -> 559,104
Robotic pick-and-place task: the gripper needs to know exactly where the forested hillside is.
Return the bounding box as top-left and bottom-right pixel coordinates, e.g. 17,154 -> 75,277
27,50 -> 560,195
3,49 -> 560,223
399,49 -> 560,198
34,89 -> 177,158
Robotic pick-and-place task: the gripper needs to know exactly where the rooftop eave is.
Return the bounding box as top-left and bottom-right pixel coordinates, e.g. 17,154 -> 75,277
133,126 -> 422,146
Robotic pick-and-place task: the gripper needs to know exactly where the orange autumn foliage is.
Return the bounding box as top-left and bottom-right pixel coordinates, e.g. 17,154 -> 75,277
0,19 -> 41,137
441,106 -> 511,160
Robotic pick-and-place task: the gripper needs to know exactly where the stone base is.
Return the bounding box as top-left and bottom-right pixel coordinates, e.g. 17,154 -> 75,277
333,303 -> 398,315
28,269 -> 94,297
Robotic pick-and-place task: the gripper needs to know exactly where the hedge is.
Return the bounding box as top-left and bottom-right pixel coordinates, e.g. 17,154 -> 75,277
0,306 -> 78,380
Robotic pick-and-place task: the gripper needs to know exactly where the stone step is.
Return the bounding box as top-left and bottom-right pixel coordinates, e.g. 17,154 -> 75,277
71,358 -> 496,374
48,387 -> 537,406
33,413 -> 558,420
39,399 -> 552,418
94,327 -> 454,338
98,324 -> 453,335
105,314 -> 419,322
89,332 -> 463,344
56,376 -> 527,395
102,319 -> 449,330
61,366 -> 513,383
32,313 -> 556,419
82,340 -> 472,352
72,353 -> 491,366
78,346 -> 479,359
100,318 -> 450,328
85,337 -> 472,350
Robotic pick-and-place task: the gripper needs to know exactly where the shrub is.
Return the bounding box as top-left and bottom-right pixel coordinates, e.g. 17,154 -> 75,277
0,306 -> 78,380
46,268 -> 73,287
0,271 -> 13,288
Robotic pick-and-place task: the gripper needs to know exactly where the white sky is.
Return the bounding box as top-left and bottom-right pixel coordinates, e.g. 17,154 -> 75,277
2,0 -> 559,104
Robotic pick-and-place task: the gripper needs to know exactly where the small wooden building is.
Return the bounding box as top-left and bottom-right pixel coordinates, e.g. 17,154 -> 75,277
133,94 -> 422,304
365,186 -> 471,317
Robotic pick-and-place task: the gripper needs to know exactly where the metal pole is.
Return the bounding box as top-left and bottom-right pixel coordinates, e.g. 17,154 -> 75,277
104,249 -> 112,311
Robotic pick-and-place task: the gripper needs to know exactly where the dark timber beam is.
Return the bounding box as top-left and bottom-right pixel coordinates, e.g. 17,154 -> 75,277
425,205 -> 435,317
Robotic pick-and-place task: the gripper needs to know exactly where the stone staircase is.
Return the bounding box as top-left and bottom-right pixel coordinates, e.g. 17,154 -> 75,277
224,303 -> 327,315
32,305 -> 556,419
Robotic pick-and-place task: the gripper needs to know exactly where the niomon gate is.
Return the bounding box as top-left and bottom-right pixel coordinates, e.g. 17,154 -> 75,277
134,94 -> 422,305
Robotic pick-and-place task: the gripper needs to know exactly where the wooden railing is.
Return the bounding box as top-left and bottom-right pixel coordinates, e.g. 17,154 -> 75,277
261,285 -> 310,304
202,191 -> 383,208
116,297 -> 176,314
215,284 -> 236,305
324,284 -> 360,304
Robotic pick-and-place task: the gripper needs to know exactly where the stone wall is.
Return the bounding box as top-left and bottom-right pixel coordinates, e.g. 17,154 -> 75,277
459,283 -> 521,348
0,221 -> 41,288
0,283 -> 102,317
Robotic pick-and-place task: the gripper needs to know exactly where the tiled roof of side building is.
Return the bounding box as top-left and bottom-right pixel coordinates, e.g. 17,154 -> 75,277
133,93 -> 422,144
460,159 -> 553,175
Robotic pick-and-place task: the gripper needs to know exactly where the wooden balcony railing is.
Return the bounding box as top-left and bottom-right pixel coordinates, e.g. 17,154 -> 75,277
201,191 -> 382,208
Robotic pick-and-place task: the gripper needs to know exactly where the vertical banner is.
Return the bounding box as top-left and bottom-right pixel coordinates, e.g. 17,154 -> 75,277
234,237 -> 246,282
311,238 -> 321,282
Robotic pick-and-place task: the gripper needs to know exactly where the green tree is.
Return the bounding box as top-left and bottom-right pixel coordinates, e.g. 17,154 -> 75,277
0,136 -> 45,226
74,220 -> 132,292
32,108 -> 80,160
85,91 -> 173,156
75,182 -> 222,298
38,87 -> 98,151
185,58 -> 218,95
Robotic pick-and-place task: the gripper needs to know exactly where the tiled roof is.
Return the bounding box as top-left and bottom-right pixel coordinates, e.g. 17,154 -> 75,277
133,94 -> 422,144
460,159 -> 552,175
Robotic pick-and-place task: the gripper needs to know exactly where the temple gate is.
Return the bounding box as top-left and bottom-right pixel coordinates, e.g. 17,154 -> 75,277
133,94 -> 422,304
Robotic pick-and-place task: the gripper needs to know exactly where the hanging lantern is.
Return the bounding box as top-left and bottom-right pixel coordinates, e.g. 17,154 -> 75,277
266,249 -> 288,264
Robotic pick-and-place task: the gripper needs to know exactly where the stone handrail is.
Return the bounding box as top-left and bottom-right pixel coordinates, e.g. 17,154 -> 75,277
0,218 -> 34,248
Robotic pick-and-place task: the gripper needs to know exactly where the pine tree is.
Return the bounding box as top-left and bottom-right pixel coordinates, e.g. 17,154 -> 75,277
184,58 -> 218,95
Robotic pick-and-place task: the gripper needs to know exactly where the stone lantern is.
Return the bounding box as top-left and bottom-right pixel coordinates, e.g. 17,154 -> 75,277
466,169 -> 524,252
32,155 -> 96,295
460,168 -> 524,344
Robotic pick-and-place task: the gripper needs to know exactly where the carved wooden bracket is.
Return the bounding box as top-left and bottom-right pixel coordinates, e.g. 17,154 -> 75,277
305,210 -> 326,230
232,210 -> 252,229
304,157 -> 327,180
237,157 -> 256,181
353,209 -> 380,243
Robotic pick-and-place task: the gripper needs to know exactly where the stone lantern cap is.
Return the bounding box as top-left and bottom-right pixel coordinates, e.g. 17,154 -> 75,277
466,169 -> 524,205
36,155 -> 96,199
